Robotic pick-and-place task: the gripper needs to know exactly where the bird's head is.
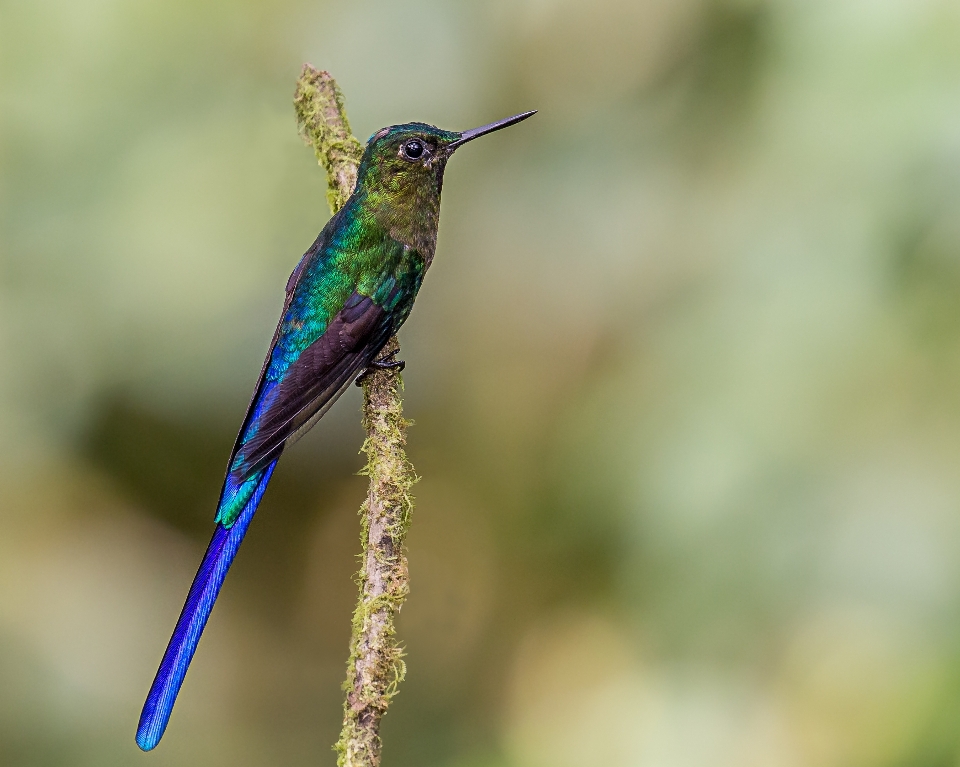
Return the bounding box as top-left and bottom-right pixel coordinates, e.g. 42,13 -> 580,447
355,111 -> 537,202
352,111 -> 535,258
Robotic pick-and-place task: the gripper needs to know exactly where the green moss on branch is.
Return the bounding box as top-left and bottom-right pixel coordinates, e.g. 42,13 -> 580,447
294,65 -> 365,213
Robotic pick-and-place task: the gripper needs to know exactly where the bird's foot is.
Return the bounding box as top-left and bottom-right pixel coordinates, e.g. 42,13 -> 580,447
371,347 -> 406,372
355,350 -> 405,386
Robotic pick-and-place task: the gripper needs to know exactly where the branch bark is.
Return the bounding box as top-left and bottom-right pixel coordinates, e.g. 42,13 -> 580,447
294,64 -> 417,767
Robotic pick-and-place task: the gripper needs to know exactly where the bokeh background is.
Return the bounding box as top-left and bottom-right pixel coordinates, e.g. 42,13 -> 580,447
3,0 -> 960,765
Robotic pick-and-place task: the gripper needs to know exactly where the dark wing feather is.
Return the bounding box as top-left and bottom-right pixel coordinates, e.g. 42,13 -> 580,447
236,293 -> 393,476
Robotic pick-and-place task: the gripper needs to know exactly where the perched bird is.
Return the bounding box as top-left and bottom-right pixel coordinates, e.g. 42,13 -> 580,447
135,109 -> 536,751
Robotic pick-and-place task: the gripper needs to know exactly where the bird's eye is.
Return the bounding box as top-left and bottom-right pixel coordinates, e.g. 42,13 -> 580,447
401,140 -> 425,161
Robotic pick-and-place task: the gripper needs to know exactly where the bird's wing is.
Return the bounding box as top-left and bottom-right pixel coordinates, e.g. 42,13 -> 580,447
235,290 -> 394,475
214,264 -> 399,530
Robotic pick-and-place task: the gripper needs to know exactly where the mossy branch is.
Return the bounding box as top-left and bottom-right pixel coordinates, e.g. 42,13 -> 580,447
294,65 -> 365,213
294,64 -> 418,767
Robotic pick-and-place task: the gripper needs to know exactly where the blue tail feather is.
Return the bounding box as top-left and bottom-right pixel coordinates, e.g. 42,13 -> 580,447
136,461 -> 277,751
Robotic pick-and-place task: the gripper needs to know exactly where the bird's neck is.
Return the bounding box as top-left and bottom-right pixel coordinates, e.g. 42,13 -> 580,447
356,183 -> 442,266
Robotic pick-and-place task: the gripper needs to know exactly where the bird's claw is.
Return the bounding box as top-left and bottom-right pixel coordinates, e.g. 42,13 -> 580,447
355,351 -> 405,386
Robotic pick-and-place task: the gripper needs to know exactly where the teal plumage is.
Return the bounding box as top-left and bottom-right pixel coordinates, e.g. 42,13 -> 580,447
136,111 -> 535,752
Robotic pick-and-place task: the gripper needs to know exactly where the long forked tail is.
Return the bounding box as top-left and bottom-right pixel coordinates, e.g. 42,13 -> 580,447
136,461 -> 277,751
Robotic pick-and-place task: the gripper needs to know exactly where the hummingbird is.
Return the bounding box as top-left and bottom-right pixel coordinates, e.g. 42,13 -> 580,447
135,109 -> 536,751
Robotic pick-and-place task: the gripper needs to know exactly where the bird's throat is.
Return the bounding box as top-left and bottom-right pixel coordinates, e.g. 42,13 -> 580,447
369,182 -> 442,266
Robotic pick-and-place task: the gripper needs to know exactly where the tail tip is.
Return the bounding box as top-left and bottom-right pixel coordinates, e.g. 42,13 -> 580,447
136,718 -> 164,752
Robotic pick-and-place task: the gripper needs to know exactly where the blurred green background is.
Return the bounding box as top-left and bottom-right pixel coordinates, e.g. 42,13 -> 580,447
3,0 -> 960,765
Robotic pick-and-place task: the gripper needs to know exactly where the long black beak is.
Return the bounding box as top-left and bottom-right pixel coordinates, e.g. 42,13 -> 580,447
447,110 -> 537,151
